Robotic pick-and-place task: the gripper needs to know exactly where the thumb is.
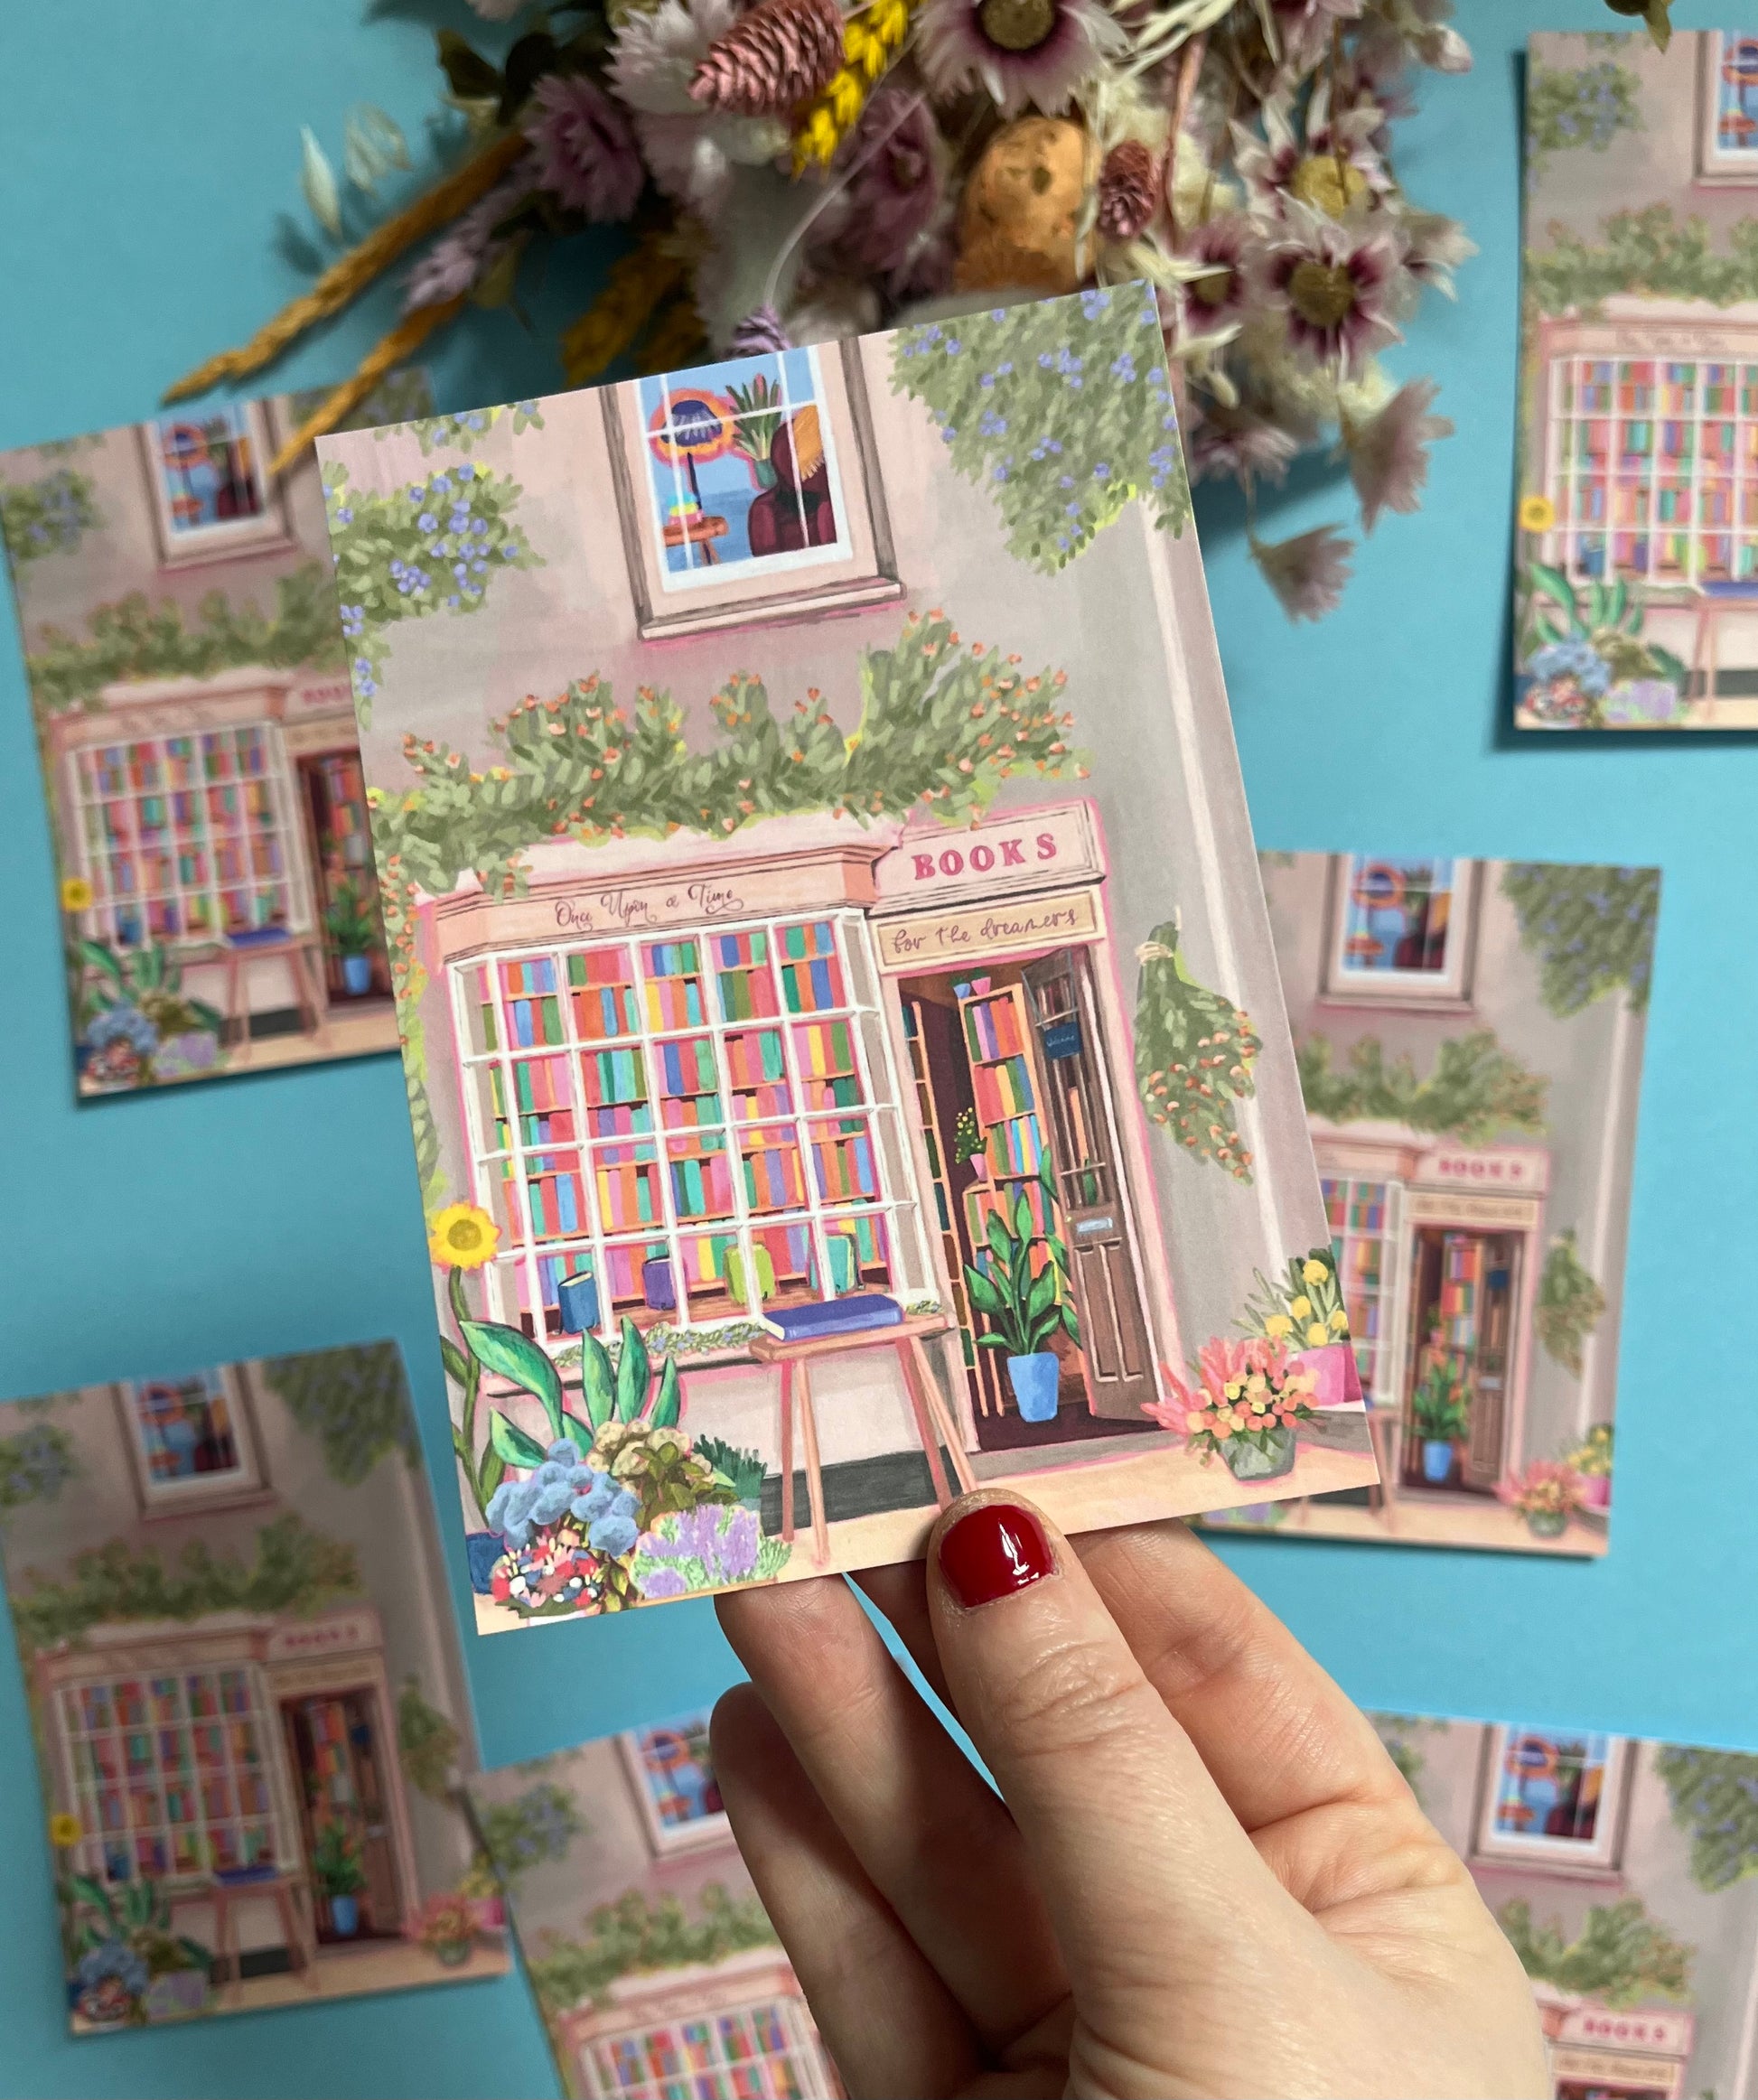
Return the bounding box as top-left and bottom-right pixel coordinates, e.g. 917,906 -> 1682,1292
925,1493 -> 1294,2032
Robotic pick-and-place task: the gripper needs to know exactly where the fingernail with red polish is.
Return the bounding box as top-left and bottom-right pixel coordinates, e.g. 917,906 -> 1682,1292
940,1502 -> 1055,1608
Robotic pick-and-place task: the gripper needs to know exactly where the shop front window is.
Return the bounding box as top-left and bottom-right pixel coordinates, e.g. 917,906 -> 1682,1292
1474,1726 -> 1628,1871
1321,1176 -> 1403,1402
58,1664 -> 285,1887
581,2000 -> 826,2100
453,910 -> 924,1343
1323,855 -> 1477,1004
68,724 -> 304,948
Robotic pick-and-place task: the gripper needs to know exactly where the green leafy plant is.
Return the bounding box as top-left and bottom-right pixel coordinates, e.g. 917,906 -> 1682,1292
1410,1358 -> 1470,1443
0,1423 -> 76,1517
1516,565 -> 1688,726
526,1884 -> 780,2014
1135,919 -> 1262,1183
1498,1895 -> 1692,2007
310,1820 -> 368,1899
1501,864 -> 1660,1017
260,1340 -> 419,1487
1655,1746 -> 1758,1892
74,938 -> 222,1041
476,1780 -> 585,1890
892,285 -> 1192,572
1,466 -> 100,569
1526,57 -> 1641,177
725,375 -> 784,481
322,878 -> 380,959
61,1874 -> 210,1976
397,1677 -> 461,1805
1238,1250 -> 1349,1352
694,1435 -> 766,1507
26,563 -> 347,717
369,609 -> 1085,903
1535,1230 -> 1608,1376
1526,202 -> 1758,320
1295,1031 -> 1548,1144
12,1515 -> 361,1656
962,1185 -> 1078,1361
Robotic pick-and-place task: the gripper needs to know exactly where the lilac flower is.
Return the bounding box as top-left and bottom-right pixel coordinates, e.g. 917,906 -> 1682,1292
1250,524 -> 1355,622
523,74 -> 644,222
402,161 -> 537,315
727,304 -> 791,356
1347,378 -> 1452,531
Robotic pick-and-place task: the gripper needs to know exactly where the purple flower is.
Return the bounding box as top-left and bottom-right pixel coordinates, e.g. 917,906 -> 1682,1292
916,0 -> 1125,118
403,161 -> 537,314
523,74 -> 644,222
639,1567 -> 690,1599
727,304 -> 791,356
822,89 -> 948,288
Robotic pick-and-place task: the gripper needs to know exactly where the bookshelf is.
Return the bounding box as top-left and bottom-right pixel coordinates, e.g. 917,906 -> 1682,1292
454,911 -> 918,1340
902,1000 -> 992,1419
1321,1174 -> 1401,1403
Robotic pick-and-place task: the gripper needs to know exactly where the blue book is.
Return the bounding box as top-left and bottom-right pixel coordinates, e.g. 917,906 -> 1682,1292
759,1294 -> 902,1343
556,1271 -> 600,1334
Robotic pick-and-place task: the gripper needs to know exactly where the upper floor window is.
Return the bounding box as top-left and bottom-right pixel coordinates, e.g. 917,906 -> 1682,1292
119,1366 -> 266,1513
142,402 -> 294,566
1322,855 -> 1477,1005
1473,1725 -> 1629,1873
1699,33 -> 1758,182
622,1712 -> 730,1855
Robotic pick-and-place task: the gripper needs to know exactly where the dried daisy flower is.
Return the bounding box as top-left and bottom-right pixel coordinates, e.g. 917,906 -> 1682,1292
1347,377 -> 1452,530
917,0 -> 1126,118
1249,524 -> 1355,621
523,74 -> 644,221
1261,201 -> 1405,372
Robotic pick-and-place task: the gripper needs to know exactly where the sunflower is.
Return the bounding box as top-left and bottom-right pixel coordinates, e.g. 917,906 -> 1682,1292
428,1202 -> 500,1271
60,875 -> 94,913
1519,492 -> 1557,533
49,1811 -> 81,1848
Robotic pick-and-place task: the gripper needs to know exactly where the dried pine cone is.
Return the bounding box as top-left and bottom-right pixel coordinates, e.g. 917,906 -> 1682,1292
1097,139 -> 1161,241
690,0 -> 846,117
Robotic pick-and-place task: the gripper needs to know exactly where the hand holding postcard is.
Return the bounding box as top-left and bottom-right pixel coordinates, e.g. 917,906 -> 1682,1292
317,286 -> 1377,1631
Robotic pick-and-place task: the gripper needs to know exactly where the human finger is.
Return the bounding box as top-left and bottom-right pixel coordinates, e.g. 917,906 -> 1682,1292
710,1682 -> 982,2100
852,1558 -> 954,1708
715,1575 -> 1067,2050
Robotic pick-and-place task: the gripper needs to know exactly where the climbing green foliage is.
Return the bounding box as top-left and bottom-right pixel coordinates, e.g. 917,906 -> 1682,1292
260,1340 -> 419,1485
1498,1896 -> 1692,2008
24,564 -> 346,716
12,1515 -> 361,1655
1535,1229 -> 1607,1376
1528,205 -> 1758,318
477,1780 -> 585,1888
891,285 -> 1191,573
1134,920 -> 1262,1183
1655,1746 -> 1758,1892
369,609 -> 1085,901
397,1677 -> 462,1803
381,403 -> 546,457
527,1885 -> 780,2012
1295,1031 -> 1548,1145
1,467 -> 100,570
1526,58 -> 1641,176
0,1423 -> 77,1516
1501,863 -> 1659,1015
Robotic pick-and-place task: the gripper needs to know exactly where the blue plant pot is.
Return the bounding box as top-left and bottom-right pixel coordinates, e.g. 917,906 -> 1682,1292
1421,1439 -> 1454,1485
341,953 -> 373,995
330,1894 -> 360,1938
1006,1353 -> 1061,1423
464,1532 -> 505,1593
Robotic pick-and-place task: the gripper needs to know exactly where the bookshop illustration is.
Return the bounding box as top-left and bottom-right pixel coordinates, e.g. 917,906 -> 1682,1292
1230,852 -> 1655,1557
0,388 -> 404,1094
0,1345 -> 507,2031
468,1714 -> 840,2100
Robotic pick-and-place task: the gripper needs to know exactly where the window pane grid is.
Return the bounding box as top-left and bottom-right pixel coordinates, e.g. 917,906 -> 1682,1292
1322,1176 -> 1394,1395
1544,352 -> 1758,587
67,723 -> 306,947
584,1998 -> 819,2100
60,1664 -> 283,1886
453,910 -> 921,1341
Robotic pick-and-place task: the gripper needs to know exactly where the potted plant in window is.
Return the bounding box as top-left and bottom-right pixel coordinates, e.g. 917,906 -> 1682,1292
1568,1423 -> 1613,1511
323,880 -> 379,995
1146,1336 -> 1320,1483
312,1820 -> 368,1937
1495,1459 -> 1586,1541
411,1892 -> 478,1967
952,1106 -> 986,1184
962,1191 -> 1077,1424
1410,1358 -> 1470,1485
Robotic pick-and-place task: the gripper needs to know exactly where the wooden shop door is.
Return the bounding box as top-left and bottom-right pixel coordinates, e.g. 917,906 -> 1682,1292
1021,951 -> 1156,1420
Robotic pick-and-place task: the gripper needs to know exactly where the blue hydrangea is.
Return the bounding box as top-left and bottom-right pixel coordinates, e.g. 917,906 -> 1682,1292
87,1003 -> 158,1055
1529,637 -> 1612,697
589,1513 -> 639,1557
75,1941 -> 148,1999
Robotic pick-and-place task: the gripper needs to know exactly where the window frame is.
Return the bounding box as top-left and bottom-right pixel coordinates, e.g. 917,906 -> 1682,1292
64,719 -> 311,951
1321,1174 -> 1407,1406
137,399 -> 295,568
448,905 -> 931,1351
578,1993 -> 828,2100
1471,1725 -> 1632,1875
115,1365 -> 268,1517
618,1716 -> 734,1857
54,1657 -> 291,1889
1319,854 -> 1478,1007
1697,32 -> 1758,185
603,341 -> 902,640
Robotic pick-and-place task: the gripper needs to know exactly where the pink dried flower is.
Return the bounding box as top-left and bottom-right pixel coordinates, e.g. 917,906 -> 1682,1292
1188,402 -> 1300,488
402,161 -> 537,313
1096,139 -> 1161,241
1233,90 -> 1390,220
1397,207 -> 1474,299
1249,524 -> 1354,621
917,0 -> 1125,118
1348,378 -> 1452,531
1269,0 -> 1365,72
688,0 -> 844,116
823,88 -> 948,286
1261,201 -> 1405,371
523,73 -> 644,221
1170,212 -> 1254,341
727,304 -> 792,355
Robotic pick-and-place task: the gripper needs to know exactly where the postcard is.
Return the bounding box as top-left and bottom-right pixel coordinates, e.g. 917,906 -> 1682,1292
467,1713 -> 839,2098
0,1342 -> 509,2032
1373,1712 -> 1758,2099
0,374 -> 427,1095
1516,31 -> 1758,731
1206,853 -> 1656,1555
317,285 -> 1377,1633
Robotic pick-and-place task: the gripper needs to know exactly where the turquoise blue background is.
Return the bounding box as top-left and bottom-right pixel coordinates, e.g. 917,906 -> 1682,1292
0,4 -> 1749,2092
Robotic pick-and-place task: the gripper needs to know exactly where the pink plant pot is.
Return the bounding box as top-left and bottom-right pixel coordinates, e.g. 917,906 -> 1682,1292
1581,1474 -> 1611,1512
1292,1343 -> 1357,1409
